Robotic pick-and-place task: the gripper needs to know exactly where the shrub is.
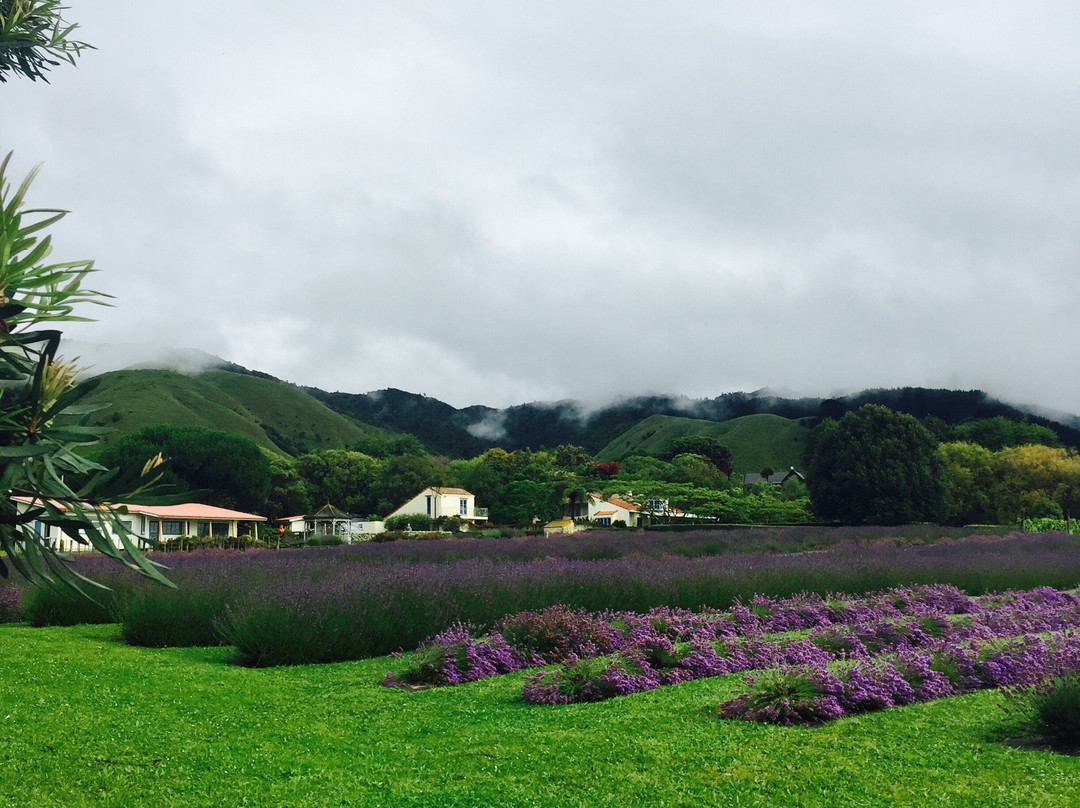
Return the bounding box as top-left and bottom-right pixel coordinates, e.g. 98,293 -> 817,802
1004,673 -> 1080,748
495,605 -> 623,664
0,587 -> 23,623
383,624 -> 522,688
119,586 -> 229,647
384,514 -> 433,532
21,584 -> 122,627
523,652 -> 657,704
717,667 -> 845,726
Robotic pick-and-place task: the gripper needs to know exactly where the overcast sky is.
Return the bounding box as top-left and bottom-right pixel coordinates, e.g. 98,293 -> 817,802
6,2 -> 1080,412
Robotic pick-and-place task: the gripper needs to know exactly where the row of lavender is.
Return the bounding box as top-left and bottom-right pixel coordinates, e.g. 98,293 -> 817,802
18,531 -> 1080,666
383,584 -> 1080,725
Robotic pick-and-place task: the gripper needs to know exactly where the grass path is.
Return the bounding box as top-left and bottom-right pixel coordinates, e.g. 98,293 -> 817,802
1,624 -> 1078,807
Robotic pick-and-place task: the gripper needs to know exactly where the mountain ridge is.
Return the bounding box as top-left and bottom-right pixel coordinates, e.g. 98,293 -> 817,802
70,347 -> 1080,457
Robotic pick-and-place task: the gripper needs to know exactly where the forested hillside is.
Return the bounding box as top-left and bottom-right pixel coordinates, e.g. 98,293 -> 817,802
76,369 -> 386,455
595,413 -> 811,475
78,364 -> 1080,460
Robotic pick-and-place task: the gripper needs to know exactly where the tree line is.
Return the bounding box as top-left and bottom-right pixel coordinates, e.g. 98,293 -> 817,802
91,404 -> 1080,531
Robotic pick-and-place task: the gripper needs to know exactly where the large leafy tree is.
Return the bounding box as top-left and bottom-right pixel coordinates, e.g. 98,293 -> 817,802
0,0 -> 92,82
294,449 -> 381,516
807,404 -> 947,525
95,425 -> 272,513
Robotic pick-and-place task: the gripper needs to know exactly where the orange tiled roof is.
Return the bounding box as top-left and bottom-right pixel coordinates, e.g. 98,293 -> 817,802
607,496 -> 640,511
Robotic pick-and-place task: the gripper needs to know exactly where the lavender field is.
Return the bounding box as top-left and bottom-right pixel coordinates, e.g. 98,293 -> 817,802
10,527 -> 1080,669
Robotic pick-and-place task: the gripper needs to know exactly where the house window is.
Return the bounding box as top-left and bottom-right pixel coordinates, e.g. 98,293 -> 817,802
149,522 -> 159,540
460,499 -> 468,516
426,496 -> 433,516
596,517 -> 611,526
161,520 -> 183,535
212,523 -> 230,537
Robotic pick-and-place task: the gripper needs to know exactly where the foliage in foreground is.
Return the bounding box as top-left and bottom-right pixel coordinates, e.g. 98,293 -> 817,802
0,0 -> 92,82
0,153 -> 174,593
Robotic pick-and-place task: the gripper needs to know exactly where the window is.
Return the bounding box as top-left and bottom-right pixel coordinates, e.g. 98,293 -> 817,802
149,522 -> 159,540
460,499 -> 468,516
425,496 -> 432,516
161,520 -> 183,535
596,517 -> 611,526
212,523 -> 230,537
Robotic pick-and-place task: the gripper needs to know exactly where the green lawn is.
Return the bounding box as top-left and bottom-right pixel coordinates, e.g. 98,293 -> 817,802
1,624 -> 1078,808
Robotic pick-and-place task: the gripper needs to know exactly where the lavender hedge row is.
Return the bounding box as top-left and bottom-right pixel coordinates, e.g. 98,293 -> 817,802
383,584 -> 1080,724
18,531 -> 1080,666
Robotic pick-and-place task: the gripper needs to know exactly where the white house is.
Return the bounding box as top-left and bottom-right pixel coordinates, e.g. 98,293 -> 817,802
587,493 -> 643,527
387,487 -> 488,528
14,496 -> 266,552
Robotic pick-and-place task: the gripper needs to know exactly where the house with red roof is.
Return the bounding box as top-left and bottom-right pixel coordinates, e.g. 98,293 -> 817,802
587,493 -> 643,527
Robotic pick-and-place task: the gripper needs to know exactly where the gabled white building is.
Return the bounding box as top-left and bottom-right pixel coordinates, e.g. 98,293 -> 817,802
587,493 -> 643,527
387,487 -> 488,527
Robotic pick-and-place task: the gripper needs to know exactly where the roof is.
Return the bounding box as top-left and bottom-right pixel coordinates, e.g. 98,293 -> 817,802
119,503 -> 267,521
13,497 -> 266,522
430,487 -> 472,496
309,503 -> 351,519
607,495 -> 641,511
742,467 -> 806,486
593,509 -> 617,517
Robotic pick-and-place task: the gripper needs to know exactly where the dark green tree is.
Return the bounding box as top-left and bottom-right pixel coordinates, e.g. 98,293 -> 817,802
376,454 -> 445,515
490,479 -> 561,525
295,449 -> 381,516
662,435 -> 733,477
955,416 -> 1062,451
95,425 -> 272,513
263,451 -> 311,522
553,444 -> 592,471
807,404 -> 946,525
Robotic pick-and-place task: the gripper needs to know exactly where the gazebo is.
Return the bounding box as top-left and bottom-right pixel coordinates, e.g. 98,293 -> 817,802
303,503 -> 353,538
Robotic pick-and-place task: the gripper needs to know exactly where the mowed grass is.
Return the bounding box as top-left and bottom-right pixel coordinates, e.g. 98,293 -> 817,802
2,624 -> 1079,807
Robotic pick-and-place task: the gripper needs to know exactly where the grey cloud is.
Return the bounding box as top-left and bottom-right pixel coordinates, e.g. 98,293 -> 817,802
9,1 -> 1080,412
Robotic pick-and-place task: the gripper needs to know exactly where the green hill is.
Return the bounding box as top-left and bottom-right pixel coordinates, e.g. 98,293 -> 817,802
76,369 -> 384,456
595,412 -> 812,475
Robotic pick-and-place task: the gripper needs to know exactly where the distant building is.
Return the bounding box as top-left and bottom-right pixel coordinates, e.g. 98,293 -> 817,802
587,493 -> 643,527
279,504 -> 383,542
741,467 -> 806,486
386,487 -> 489,529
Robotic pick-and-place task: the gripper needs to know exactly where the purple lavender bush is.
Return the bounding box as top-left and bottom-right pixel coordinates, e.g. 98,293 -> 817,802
0,587 -> 22,623
717,666 -> 847,726
383,623 -> 522,688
